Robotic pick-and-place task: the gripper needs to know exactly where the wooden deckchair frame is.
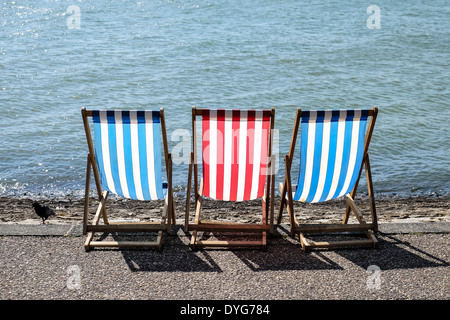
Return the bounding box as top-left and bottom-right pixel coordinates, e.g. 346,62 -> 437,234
185,106 -> 276,249
277,107 -> 379,251
81,107 -> 175,251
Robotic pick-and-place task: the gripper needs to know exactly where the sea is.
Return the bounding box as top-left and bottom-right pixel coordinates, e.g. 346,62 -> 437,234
1,0 -> 449,199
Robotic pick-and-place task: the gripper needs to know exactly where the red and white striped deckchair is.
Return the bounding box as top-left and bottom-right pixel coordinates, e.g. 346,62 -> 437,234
278,107 -> 379,251
185,107 -> 276,249
81,108 -> 174,251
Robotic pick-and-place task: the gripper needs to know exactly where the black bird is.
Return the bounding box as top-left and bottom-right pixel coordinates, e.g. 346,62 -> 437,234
32,202 -> 56,224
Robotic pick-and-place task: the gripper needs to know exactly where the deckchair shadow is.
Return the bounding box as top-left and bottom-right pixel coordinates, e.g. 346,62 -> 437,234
335,233 -> 449,270
81,108 -> 175,251
185,107 -> 276,249
231,241 -> 343,271
115,228 -> 223,272
278,107 -> 379,251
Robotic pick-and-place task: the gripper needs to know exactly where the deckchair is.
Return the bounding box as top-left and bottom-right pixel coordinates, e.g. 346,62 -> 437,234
278,107 -> 378,251
185,107 -> 275,249
81,108 -> 174,251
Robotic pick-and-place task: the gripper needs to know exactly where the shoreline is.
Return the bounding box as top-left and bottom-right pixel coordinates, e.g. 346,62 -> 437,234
1,193 -> 449,225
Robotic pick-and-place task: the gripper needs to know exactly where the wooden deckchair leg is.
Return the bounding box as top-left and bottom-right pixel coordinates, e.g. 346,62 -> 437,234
83,154 -> 91,236
269,155 -> 275,233
166,154 -> 173,234
345,194 -> 378,247
171,197 -> 176,226
343,166 -> 362,224
261,196 -> 268,250
277,179 -> 287,224
156,231 -> 163,250
365,154 -> 378,231
85,191 -> 108,251
190,179 -> 203,250
84,233 -> 94,251
299,233 -> 310,252
343,154 -> 377,228
283,155 -> 297,237
162,195 -> 170,232
345,194 -> 365,224
185,152 -> 194,233
190,207 -> 201,249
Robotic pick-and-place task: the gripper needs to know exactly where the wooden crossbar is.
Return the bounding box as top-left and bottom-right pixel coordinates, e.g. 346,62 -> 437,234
295,223 -> 375,234
299,233 -> 377,250
88,231 -> 163,249
86,223 -> 169,233
193,240 -> 266,248
188,222 -> 271,233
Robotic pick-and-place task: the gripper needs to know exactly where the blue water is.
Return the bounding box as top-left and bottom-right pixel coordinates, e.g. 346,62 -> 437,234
1,0 -> 449,198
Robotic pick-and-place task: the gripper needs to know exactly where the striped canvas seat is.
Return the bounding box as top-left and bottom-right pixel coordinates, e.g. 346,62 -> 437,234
92,110 -> 166,201
278,107 -> 379,251
186,107 -> 275,249
293,110 -> 369,203
81,108 -> 174,251
201,109 -> 272,202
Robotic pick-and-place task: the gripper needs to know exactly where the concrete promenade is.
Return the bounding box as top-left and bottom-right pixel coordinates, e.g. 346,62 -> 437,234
0,221 -> 448,307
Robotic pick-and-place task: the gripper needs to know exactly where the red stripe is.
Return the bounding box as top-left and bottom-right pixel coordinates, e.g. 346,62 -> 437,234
257,112 -> 271,198
202,110 -> 210,198
243,111 -> 255,201
229,110 -> 240,201
201,109 -> 272,201
216,110 -> 225,200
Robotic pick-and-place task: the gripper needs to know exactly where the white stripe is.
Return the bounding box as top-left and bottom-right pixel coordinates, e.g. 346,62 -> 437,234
312,111 -> 332,203
209,110 -> 217,199
145,112 -> 158,200
114,111 -> 130,199
222,110 -> 233,201
250,111 -> 263,200
299,111 -> 317,202
99,111 -> 116,195
236,111 -> 248,201
338,110 -> 361,198
130,111 -> 144,200
325,110 -> 347,201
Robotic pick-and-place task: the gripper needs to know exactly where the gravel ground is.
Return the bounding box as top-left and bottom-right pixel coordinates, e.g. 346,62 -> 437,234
0,229 -> 448,302
1,194 -> 449,313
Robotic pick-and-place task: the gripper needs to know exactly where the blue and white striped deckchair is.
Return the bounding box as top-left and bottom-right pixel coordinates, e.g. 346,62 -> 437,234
81,108 -> 174,251
278,107 -> 379,251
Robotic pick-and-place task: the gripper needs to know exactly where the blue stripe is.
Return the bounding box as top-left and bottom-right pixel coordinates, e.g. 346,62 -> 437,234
293,117 -> 309,201
330,111 -> 353,199
107,111 -> 123,197
319,110 -> 340,202
345,115 -> 369,195
121,111 -> 137,200
136,111 -> 151,200
92,111 -> 109,193
152,112 -> 164,199
305,114 -> 323,202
